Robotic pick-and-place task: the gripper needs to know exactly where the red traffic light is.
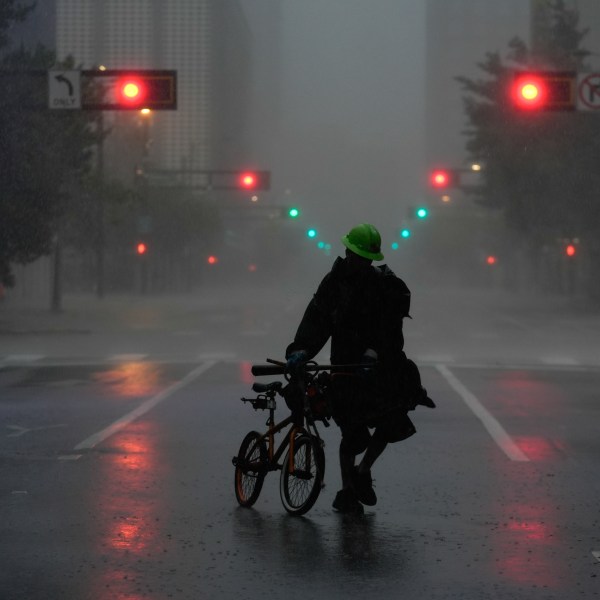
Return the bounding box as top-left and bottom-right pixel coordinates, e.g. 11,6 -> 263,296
240,172 -> 257,189
486,255 -> 497,266
237,170 -> 271,191
513,75 -> 546,109
429,169 -> 454,189
511,72 -> 575,111
117,77 -> 147,107
136,242 -> 147,255
207,255 -> 219,265
565,244 -> 577,257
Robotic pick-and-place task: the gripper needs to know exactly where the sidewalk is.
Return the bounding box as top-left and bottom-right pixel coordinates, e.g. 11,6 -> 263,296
0,282 -> 304,335
0,289 -> 242,335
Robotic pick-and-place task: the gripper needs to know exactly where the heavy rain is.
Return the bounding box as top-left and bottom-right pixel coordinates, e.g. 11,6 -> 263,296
1,1 -> 599,599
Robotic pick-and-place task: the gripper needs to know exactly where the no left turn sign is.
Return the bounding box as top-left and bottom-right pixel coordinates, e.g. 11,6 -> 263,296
577,73 -> 600,111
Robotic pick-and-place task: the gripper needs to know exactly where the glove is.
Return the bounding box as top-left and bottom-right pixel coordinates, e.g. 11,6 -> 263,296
360,348 -> 377,373
285,350 -> 307,373
358,349 -> 378,378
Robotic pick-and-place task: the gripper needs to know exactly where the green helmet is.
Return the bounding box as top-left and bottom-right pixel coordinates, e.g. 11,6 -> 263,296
341,223 -> 384,261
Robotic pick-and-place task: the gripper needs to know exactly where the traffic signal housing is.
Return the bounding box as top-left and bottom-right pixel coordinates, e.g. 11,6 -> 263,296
511,71 -> 575,111
429,169 -> 456,189
238,170 -> 271,191
82,69 -> 177,110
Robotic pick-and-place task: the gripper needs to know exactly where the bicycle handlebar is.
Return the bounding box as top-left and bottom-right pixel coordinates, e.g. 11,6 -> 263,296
251,358 -> 375,377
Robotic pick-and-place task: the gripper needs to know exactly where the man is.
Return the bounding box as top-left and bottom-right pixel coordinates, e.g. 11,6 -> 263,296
285,223 -> 433,514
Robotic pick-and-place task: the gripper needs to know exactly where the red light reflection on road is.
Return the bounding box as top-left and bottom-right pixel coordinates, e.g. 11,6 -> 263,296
239,360 -> 254,384
491,454 -> 566,588
486,370 -> 569,589
514,436 -> 565,462
93,361 -> 164,397
86,420 -> 167,598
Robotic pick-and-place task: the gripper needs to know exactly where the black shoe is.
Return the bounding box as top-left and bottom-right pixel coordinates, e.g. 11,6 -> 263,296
351,467 -> 377,506
332,489 -> 364,514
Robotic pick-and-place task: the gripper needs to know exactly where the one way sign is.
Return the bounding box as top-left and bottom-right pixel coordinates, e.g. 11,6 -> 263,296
48,70 -> 81,109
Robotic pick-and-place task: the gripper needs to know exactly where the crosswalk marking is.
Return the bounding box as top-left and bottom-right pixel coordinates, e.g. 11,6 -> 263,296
540,356 -> 579,366
3,354 -> 44,363
108,353 -> 148,362
0,353 -> 598,371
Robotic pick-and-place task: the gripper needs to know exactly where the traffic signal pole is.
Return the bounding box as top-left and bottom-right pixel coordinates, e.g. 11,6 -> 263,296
96,112 -> 106,299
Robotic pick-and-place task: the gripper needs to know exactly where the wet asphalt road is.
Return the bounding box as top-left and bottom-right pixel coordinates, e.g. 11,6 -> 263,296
0,283 -> 599,599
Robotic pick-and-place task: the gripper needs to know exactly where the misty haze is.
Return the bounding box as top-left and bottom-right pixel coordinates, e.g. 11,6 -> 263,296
0,1 -> 599,599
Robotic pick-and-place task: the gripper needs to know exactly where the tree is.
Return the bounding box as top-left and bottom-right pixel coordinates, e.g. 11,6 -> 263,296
0,0 -> 34,50
457,1 -> 600,240
0,45 -> 99,287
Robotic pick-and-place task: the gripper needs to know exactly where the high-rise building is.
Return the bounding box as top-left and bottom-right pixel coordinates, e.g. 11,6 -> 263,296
55,0 -> 253,176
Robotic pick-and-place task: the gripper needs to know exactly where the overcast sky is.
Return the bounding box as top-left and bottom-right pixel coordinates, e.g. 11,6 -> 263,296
260,0 -> 427,246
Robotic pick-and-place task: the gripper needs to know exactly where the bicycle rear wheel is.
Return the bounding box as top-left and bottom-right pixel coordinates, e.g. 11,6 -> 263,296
280,434 -> 325,516
234,431 -> 268,507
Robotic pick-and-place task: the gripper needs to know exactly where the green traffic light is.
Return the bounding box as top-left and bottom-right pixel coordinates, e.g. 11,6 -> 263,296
391,242 -> 399,250
400,228 -> 411,238
288,207 -> 300,218
307,228 -> 317,238
416,207 -> 428,219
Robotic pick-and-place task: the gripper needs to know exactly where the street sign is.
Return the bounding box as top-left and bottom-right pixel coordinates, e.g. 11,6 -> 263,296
577,73 -> 600,111
48,70 -> 81,109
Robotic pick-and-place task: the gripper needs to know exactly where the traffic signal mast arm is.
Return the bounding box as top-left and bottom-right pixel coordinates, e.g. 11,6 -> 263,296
144,168 -> 271,191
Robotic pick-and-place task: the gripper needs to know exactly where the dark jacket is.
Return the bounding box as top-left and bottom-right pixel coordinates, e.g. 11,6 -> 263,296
287,257 -> 411,405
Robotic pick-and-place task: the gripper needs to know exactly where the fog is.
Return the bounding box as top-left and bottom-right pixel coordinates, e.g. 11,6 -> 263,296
3,0 -> 600,304
247,0 -> 426,246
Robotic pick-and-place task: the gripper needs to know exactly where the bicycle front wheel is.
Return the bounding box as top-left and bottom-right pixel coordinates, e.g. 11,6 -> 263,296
234,431 -> 268,507
280,434 -> 325,516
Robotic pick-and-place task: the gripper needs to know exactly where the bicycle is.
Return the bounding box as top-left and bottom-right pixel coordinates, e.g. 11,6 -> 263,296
232,358 -> 336,516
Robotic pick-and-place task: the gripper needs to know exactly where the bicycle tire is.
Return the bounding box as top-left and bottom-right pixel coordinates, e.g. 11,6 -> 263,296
234,431 -> 268,507
279,434 -> 325,516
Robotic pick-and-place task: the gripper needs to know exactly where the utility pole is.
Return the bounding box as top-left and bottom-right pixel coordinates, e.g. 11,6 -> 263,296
96,112 -> 106,298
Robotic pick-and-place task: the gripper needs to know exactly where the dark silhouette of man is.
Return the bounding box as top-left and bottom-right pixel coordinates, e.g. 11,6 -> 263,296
286,223 -> 433,514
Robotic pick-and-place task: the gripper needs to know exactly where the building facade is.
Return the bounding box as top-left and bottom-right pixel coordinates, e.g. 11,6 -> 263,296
56,0 -> 253,176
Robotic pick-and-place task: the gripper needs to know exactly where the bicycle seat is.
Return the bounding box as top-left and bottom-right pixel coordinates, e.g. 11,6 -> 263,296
252,381 -> 283,394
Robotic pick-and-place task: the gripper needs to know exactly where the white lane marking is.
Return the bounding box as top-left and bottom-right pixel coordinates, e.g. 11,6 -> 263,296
197,352 -> 236,361
3,354 -> 44,363
436,364 -> 530,462
7,423 -> 67,438
72,360 -> 216,452
108,353 -> 148,362
418,354 -> 455,363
